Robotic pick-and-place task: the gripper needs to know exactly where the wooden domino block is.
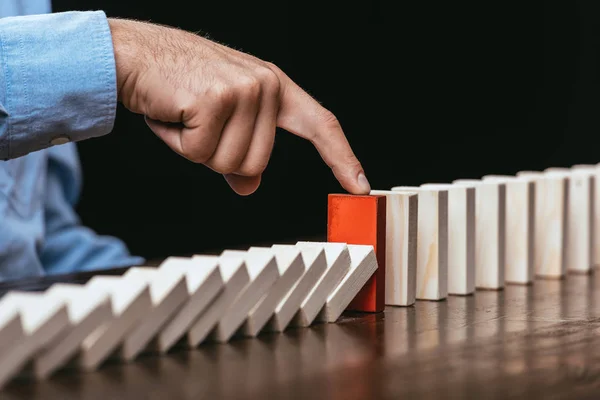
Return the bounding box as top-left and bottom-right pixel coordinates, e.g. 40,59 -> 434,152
318,244 -> 379,322
155,256 -> 223,353
33,284 -> 112,379
0,292 -> 69,388
391,186 -> 448,300
517,170 -> 568,278
243,247 -> 305,336
0,304 -> 23,354
369,190 -> 418,306
569,165 -> 596,273
269,244 -> 327,331
80,275 -> 151,370
544,168 -> 575,275
573,164 -> 600,267
482,175 -> 535,285
421,183 -> 475,295
211,250 -> 279,342
327,194 -> 386,312
186,256 -> 248,347
292,242 -> 351,325
119,267 -> 189,361
453,179 -> 506,290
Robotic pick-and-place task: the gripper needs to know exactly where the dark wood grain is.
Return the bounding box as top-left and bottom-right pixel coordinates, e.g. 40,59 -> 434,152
3,269 -> 600,399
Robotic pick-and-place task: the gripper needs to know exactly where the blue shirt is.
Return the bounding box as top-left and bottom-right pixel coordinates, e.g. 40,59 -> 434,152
0,1 -> 144,281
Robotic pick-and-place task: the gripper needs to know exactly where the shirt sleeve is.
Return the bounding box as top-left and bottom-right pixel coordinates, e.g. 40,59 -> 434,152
0,10 -> 117,160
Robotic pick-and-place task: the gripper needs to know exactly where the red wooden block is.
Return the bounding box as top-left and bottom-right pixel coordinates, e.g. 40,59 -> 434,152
327,194 -> 386,312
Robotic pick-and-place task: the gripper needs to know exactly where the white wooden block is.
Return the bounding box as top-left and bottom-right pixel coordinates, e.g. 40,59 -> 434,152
293,242 -> 351,326
517,170 -> 568,278
0,303 -> 23,353
0,292 -> 69,388
186,256 -> 249,347
268,245 -> 327,331
80,275 -> 151,370
118,267 -> 188,361
32,284 -> 112,379
391,186 -> 448,300
453,179 -> 506,290
571,164 -> 600,267
211,250 -> 279,342
369,190 -> 418,305
155,256 -> 223,353
421,183 -> 475,295
318,244 -> 378,322
563,167 -> 594,273
482,175 -> 535,284
243,247 -> 305,336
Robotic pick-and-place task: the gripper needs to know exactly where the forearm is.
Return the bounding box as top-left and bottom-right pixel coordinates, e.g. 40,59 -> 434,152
0,11 -> 117,160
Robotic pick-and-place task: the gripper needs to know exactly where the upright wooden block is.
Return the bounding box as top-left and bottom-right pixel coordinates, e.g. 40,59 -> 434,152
421,183 -> 475,295
571,165 -> 597,271
517,170 -> 568,278
369,190 -> 418,306
561,167 -> 594,273
391,186 -> 448,300
453,179 -> 506,290
155,256 -> 223,353
327,194 -> 386,312
483,175 -> 535,285
544,168 -> 573,275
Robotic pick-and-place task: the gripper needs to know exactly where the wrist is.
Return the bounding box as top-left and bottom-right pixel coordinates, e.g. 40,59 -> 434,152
108,18 -> 138,101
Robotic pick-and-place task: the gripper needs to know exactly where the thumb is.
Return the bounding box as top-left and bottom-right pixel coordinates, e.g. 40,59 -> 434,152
223,174 -> 262,196
270,68 -> 371,195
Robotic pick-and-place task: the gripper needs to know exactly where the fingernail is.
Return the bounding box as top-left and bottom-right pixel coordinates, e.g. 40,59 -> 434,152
357,172 -> 371,194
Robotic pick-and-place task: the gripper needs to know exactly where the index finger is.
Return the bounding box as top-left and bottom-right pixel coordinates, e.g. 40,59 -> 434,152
270,65 -> 371,195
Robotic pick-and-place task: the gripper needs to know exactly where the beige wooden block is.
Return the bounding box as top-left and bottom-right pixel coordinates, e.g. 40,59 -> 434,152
391,186 -> 448,300
369,190 -> 418,306
483,175 -> 535,284
561,166 -> 594,273
571,164 -> 598,268
517,170 -> 568,278
421,183 -> 475,295
453,179 -> 506,289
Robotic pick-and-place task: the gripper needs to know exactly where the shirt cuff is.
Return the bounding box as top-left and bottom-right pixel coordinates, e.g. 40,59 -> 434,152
0,11 -> 117,160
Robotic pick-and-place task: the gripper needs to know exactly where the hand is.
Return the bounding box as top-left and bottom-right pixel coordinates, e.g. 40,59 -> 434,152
108,18 -> 371,196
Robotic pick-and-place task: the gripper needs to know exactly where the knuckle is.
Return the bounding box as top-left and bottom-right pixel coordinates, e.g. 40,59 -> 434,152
184,148 -> 212,164
318,109 -> 341,130
264,61 -> 282,75
239,159 -> 268,177
209,155 -> 243,175
180,135 -> 214,164
238,76 -> 261,99
208,84 -> 236,108
256,66 -> 281,95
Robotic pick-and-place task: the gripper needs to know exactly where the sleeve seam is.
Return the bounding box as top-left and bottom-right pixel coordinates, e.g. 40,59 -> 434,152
0,26 -> 11,159
96,11 -> 117,135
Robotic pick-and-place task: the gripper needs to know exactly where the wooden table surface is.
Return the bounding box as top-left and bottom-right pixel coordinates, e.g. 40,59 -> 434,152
2,267 -> 600,399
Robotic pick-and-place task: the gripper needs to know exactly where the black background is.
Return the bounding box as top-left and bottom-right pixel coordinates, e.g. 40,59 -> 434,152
50,1 -> 600,261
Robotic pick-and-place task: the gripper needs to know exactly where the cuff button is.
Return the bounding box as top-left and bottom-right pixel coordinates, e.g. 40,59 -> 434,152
50,135 -> 71,146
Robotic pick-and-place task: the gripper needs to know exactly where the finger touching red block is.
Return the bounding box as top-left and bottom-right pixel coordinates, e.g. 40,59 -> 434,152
327,194 -> 386,312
